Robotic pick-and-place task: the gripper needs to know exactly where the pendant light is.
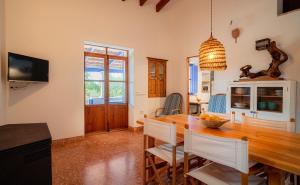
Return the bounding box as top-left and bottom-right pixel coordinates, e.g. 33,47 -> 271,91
199,0 -> 227,71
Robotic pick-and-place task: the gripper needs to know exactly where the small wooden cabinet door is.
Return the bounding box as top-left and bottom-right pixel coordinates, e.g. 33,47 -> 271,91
157,62 -> 166,97
148,61 -> 157,97
148,57 -> 167,97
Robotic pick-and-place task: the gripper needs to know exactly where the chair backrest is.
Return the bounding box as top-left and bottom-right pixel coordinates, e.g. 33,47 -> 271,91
242,114 -> 296,132
184,128 -> 249,174
144,118 -> 177,146
208,94 -> 226,114
162,93 -> 183,115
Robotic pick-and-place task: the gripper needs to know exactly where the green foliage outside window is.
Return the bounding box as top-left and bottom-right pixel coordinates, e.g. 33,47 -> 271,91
85,82 -> 103,98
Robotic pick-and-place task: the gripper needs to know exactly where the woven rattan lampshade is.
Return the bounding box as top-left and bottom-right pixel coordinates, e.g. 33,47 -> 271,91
199,36 -> 227,70
199,0 -> 227,71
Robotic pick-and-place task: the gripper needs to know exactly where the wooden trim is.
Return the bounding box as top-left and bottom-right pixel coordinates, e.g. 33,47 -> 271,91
108,55 -> 128,60
172,146 -> 177,185
140,0 -> 148,6
186,55 -> 200,114
52,136 -> 84,146
128,126 -> 144,132
84,51 -> 107,58
143,135 -> 147,184
186,57 -> 190,114
104,53 -> 109,131
147,57 -> 168,62
183,152 -> 189,185
156,0 -> 170,12
84,46 -> 129,133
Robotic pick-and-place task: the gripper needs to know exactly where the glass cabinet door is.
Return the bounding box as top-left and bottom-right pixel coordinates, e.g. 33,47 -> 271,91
149,63 -> 156,79
256,87 -> 283,113
231,87 -> 251,110
159,63 -> 165,80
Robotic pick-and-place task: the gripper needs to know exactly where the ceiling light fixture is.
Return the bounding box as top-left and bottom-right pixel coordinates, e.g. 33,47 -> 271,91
199,0 -> 227,71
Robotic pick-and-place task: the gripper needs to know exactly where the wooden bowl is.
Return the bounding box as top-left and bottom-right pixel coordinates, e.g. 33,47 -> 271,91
201,119 -> 229,129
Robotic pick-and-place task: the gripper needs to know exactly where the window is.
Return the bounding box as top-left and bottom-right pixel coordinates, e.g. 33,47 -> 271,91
84,45 -> 128,105
189,64 -> 198,95
148,57 -> 167,97
85,56 -> 105,105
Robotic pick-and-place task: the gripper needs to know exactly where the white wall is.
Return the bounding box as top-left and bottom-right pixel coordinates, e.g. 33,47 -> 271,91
167,0 -> 300,132
0,0 -> 5,125
4,0 -> 179,139
4,0 -> 300,137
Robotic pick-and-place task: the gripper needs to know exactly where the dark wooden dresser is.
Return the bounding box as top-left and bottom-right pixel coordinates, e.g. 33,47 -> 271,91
0,123 -> 52,185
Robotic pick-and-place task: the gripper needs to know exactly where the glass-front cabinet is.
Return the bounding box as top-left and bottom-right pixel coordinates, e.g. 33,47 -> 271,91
231,87 -> 251,110
228,85 -> 254,121
227,81 -> 296,122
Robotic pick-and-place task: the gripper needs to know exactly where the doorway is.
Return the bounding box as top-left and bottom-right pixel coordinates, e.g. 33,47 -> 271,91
186,56 -> 213,115
84,44 -> 129,133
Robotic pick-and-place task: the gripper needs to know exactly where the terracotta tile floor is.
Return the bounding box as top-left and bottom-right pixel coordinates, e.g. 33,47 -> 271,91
52,131 -> 145,185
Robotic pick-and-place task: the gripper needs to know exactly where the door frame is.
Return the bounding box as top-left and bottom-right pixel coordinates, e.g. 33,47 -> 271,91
84,48 -> 129,133
186,55 -> 199,114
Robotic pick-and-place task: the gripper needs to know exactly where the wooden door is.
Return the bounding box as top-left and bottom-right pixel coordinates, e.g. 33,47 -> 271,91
107,56 -> 128,130
84,53 -> 107,133
84,46 -> 128,133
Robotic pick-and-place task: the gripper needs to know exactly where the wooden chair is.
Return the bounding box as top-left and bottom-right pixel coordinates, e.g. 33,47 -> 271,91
143,117 -> 184,185
241,113 -> 296,132
155,93 -> 183,117
242,113 -> 297,184
207,94 -> 226,114
183,125 -> 265,185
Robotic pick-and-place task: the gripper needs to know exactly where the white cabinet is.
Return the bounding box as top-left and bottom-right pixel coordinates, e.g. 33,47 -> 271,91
227,81 -> 296,122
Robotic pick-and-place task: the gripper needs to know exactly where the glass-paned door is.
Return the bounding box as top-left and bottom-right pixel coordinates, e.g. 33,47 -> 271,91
84,46 -> 128,133
254,84 -> 287,121
109,58 -> 127,103
257,87 -> 283,113
231,87 -> 251,110
85,56 -> 105,105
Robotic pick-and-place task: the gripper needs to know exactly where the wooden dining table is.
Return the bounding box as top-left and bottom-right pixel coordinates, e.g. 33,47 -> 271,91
137,114 -> 300,185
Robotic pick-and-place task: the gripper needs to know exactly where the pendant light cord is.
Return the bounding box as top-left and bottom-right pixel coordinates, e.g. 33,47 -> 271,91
210,0 -> 213,37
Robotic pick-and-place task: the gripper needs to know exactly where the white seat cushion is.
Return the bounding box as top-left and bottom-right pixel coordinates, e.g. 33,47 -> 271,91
187,162 -> 266,185
146,144 -> 184,165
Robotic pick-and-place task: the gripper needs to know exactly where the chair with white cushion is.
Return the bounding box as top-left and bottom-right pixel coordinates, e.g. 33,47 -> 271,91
183,124 -> 266,185
241,113 -> 296,132
143,117 -> 184,185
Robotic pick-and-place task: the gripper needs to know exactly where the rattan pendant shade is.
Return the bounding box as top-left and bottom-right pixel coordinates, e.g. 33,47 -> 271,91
199,36 -> 227,70
199,0 -> 227,71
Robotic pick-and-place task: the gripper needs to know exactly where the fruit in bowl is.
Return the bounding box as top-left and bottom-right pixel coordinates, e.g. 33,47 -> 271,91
199,114 -> 229,129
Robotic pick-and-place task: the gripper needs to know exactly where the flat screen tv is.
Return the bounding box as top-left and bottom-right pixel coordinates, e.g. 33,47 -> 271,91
278,0 -> 300,14
8,52 -> 49,82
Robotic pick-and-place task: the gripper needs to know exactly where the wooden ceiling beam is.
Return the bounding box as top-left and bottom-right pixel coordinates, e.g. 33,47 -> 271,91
140,0 -> 148,6
156,0 -> 170,12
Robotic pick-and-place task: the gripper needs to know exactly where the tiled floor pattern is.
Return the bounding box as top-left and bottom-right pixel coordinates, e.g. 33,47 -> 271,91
52,131 -> 166,185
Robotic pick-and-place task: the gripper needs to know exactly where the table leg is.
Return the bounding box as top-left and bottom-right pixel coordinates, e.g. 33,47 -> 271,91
147,136 -> 155,181
268,167 -> 285,185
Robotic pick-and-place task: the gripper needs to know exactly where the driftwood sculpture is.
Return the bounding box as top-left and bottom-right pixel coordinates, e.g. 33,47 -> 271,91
240,41 -> 288,79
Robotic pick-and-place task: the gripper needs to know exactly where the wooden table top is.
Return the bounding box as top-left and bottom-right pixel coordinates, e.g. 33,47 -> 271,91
137,114 -> 300,176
